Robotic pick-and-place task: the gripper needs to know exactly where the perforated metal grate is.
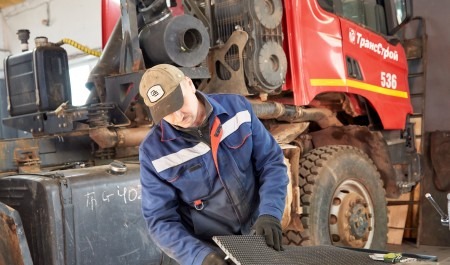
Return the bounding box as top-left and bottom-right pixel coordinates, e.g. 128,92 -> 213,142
213,235 -> 384,265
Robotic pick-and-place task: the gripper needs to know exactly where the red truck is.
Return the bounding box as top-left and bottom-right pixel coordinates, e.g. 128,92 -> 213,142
0,0 -> 421,264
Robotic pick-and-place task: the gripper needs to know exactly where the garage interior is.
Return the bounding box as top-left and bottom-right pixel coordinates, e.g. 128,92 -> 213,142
1,0 -> 450,264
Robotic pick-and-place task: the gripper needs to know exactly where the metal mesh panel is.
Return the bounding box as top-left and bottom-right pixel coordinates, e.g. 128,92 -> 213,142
213,235 -> 384,265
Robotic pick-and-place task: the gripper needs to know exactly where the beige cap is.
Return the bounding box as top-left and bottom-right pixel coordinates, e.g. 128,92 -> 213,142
139,64 -> 185,124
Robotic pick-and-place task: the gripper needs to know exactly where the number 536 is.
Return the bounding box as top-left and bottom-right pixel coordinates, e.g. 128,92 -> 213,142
381,72 -> 397,89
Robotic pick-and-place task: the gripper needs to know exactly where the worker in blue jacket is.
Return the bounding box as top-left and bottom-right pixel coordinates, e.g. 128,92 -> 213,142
139,64 -> 289,265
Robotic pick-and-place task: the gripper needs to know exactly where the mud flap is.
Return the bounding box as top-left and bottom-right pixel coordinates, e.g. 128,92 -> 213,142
0,202 -> 33,265
430,131 -> 450,191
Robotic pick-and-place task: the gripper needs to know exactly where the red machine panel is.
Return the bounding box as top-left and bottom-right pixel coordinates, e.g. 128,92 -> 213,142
283,0 -> 412,129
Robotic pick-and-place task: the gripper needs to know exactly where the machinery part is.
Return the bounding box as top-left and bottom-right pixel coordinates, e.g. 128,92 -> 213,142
284,145 -> 388,249
253,0 -> 283,29
270,122 -> 310,144
255,41 -> 288,89
213,0 -> 286,94
87,18 -> 123,103
250,101 -> 342,128
34,36 -> 49,47
55,38 -> 101,57
280,145 -> 303,233
138,0 -> 170,25
213,235 -> 389,265
199,30 -> 249,95
89,127 -> 150,149
17,29 -> 30,52
139,14 -> 210,67
119,0 -> 146,73
0,202 -> 33,265
87,103 -> 115,127
183,0 -> 213,46
109,160 -> 128,174
4,45 -> 71,116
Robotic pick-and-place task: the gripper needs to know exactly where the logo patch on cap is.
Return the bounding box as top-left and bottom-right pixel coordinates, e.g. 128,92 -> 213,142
147,85 -> 165,103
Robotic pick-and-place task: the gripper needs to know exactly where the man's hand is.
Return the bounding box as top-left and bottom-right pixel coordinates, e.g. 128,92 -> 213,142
202,252 -> 227,265
253,215 -> 284,251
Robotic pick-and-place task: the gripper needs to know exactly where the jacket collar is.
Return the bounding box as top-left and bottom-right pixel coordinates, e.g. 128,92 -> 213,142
159,92 -> 229,142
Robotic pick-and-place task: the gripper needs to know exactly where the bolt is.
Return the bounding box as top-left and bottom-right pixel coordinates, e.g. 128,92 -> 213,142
332,234 -> 340,242
349,235 -> 355,242
38,128 -> 42,132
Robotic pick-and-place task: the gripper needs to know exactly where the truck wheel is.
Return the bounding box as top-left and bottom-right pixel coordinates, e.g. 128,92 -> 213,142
284,145 -> 388,249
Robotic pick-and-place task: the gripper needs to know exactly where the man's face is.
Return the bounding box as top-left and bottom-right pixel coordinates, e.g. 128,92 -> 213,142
162,77 -> 199,128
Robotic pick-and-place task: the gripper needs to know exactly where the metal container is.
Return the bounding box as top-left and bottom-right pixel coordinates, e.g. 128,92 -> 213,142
4,46 -> 71,116
0,163 -> 175,265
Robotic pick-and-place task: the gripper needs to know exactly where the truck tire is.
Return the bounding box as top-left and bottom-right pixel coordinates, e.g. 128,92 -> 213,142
284,145 -> 388,249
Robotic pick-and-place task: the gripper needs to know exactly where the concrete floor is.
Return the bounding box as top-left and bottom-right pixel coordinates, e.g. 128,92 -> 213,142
387,240 -> 450,264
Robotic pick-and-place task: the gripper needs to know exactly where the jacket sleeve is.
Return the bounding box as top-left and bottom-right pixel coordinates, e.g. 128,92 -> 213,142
139,146 -> 213,265
243,98 -> 289,220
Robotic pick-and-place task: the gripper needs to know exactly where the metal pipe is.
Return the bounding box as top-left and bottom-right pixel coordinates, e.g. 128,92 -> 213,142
249,100 -> 342,128
297,108 -> 342,128
86,18 -> 123,103
138,0 -> 170,25
249,100 -> 286,119
89,127 -> 150,149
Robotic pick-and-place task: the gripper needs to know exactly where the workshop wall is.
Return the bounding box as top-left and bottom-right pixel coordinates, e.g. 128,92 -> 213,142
0,0 -> 102,76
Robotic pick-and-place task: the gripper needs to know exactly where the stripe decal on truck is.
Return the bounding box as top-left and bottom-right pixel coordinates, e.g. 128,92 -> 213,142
310,79 -> 409,98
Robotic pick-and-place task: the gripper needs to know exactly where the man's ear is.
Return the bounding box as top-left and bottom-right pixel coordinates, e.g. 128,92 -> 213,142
185,76 -> 196,93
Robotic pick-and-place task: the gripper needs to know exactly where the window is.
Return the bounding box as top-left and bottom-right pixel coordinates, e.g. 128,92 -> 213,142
319,0 -> 388,35
69,57 -> 98,106
318,0 -> 410,36
341,0 -> 365,25
393,0 -> 407,24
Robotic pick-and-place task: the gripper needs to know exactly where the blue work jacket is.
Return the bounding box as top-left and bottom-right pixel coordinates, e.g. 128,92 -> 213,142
139,93 -> 288,265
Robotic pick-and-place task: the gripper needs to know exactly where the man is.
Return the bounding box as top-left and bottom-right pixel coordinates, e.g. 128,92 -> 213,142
139,64 -> 288,265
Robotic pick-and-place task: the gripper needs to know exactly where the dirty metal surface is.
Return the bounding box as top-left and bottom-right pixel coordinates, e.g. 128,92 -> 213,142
0,202 -> 32,265
213,235 -> 436,265
430,131 -> 450,192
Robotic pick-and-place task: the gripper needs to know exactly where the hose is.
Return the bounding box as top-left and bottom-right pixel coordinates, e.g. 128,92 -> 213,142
55,38 -> 101,57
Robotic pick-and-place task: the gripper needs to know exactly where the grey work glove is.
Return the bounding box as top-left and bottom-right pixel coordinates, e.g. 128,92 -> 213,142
253,215 -> 284,251
202,252 -> 227,265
